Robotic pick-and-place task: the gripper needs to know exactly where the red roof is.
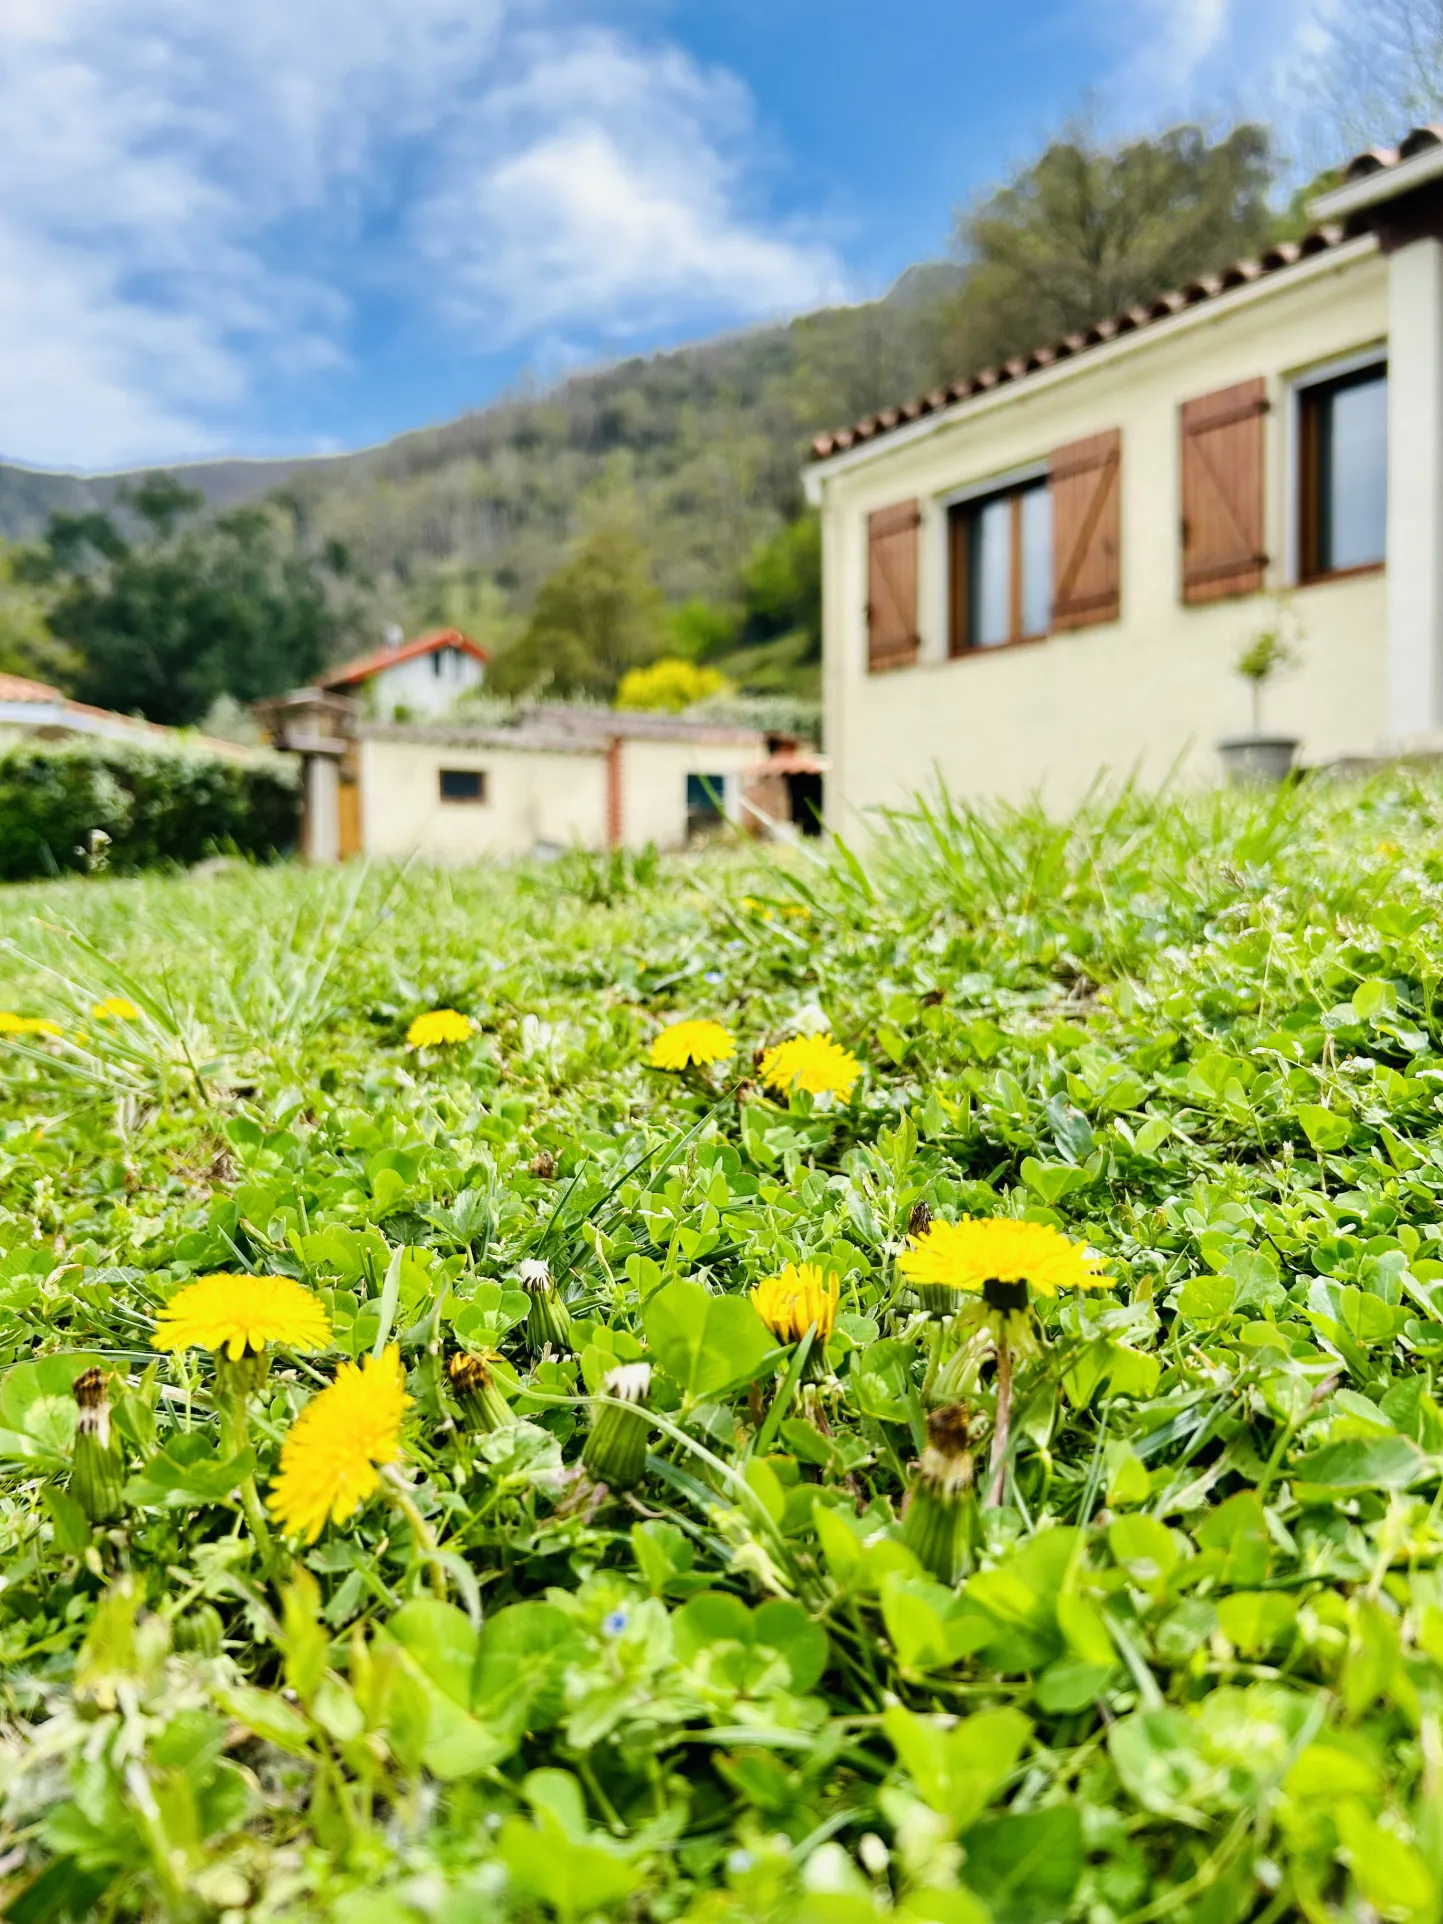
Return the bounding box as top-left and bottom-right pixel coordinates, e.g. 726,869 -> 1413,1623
318,627 -> 490,691
0,673 -> 65,702
1341,124 -> 1443,182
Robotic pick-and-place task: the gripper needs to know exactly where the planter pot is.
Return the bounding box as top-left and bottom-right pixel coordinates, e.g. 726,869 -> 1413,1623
1217,734 -> 1300,785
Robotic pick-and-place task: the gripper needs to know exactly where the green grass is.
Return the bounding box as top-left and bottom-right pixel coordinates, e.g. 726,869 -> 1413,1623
5,776 -> 1443,1921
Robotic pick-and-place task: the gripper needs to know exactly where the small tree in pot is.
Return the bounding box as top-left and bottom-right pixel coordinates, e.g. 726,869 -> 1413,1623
1219,604 -> 1301,784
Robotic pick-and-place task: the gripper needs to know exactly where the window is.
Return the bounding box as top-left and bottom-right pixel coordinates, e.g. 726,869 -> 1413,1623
431,649 -> 446,679
948,481 -> 1052,654
686,773 -> 726,819
439,768 -> 486,803
1299,364 -> 1387,579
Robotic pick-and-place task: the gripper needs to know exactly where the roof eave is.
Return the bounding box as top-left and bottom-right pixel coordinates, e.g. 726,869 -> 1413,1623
1310,142 -> 1443,220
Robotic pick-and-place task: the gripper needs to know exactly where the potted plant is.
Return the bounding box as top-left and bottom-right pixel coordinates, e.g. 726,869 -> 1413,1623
1218,607 -> 1301,784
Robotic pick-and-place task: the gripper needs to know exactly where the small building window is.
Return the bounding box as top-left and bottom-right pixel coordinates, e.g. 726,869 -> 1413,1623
948,480 -> 1051,654
1299,364 -> 1387,580
439,768 -> 486,803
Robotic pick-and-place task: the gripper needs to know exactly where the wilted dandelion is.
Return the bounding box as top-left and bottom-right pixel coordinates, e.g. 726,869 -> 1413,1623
582,1362 -> 652,1490
406,1008 -> 472,1049
269,1346 -> 410,1542
758,1033 -> 861,1100
648,1018 -> 735,1071
902,1404 -> 979,1584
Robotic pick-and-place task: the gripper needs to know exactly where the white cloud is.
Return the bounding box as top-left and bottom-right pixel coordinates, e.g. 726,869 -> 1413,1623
0,1 -> 841,468
415,33 -> 844,339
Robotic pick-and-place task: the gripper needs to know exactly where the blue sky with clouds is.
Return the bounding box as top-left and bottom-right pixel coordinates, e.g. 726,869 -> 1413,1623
0,0 -> 1341,472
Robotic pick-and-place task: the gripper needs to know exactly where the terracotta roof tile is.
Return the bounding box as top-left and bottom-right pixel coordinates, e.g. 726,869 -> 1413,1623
318,627 -> 489,690
0,673 -> 64,702
809,224 -> 1352,463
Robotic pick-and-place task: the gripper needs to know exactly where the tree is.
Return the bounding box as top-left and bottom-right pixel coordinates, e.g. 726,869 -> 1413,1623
738,515 -> 821,658
933,124 -> 1280,377
1300,0 -> 1443,160
489,529 -> 666,700
0,540 -> 75,684
28,482 -> 356,726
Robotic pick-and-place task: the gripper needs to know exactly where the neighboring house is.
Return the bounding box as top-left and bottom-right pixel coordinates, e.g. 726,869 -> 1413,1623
0,672 -> 259,761
805,128 -> 1443,817
317,626 -> 488,720
255,691 -> 797,862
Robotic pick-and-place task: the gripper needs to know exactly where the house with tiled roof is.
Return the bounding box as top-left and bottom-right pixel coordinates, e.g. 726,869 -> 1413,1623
0,672 -> 260,761
317,626 -> 488,719
804,129 -> 1443,817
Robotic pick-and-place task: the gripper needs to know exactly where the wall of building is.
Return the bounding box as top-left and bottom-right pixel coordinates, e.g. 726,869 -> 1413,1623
815,241 -> 1391,821
617,738 -> 758,848
364,648 -> 484,720
359,737 -> 608,861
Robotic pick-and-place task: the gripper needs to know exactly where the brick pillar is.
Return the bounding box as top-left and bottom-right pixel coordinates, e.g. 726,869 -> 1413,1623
605,736 -> 624,847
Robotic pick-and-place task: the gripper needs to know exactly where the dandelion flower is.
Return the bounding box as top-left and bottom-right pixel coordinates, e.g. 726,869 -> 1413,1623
269,1346 -> 410,1542
152,1273 -> 332,1360
92,997 -> 139,1020
0,1013 -> 62,1037
751,1263 -> 840,1346
898,1216 -> 1108,1314
759,1033 -> 862,1101
582,1362 -> 653,1490
649,1018 -> 735,1071
406,1008 -> 472,1049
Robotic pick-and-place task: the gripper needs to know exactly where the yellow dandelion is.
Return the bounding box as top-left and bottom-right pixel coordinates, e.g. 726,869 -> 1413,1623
759,1033 -> 862,1101
0,1013 -> 62,1037
751,1263 -> 840,1345
899,1216 -> 1109,1315
268,1346 -> 410,1542
649,1018 -> 736,1072
406,1008 -> 472,1049
92,997 -> 139,1020
152,1273 -> 332,1360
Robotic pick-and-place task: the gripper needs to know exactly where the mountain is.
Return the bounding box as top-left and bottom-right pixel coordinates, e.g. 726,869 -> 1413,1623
0,272 -> 951,644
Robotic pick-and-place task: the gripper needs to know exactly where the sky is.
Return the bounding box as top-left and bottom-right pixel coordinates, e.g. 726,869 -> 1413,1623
0,0 -> 1346,473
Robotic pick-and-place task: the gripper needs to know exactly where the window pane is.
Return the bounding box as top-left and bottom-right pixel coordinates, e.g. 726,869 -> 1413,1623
1019,486 -> 1052,636
1323,373 -> 1387,571
439,768 -> 484,802
971,495 -> 1012,646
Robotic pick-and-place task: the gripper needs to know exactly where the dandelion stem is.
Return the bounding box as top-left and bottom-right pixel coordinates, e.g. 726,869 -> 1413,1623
384,1467 -> 446,1599
987,1329 -> 1013,1508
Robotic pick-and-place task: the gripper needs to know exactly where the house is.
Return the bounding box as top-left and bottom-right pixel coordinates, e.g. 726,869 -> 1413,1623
255,690 -> 788,862
0,672 -> 260,762
804,127 -> 1443,818
316,626 -> 488,720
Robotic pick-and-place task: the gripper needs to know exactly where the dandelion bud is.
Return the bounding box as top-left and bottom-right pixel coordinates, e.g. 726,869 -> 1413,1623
582,1363 -> 652,1490
447,1351 -> 516,1433
70,1367 -> 126,1523
901,1404 -> 977,1585
521,1258 -> 573,1354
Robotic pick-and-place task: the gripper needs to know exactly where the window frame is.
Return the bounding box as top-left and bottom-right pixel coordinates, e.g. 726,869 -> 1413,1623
438,767 -> 487,804
1289,348 -> 1387,586
946,473 -> 1052,658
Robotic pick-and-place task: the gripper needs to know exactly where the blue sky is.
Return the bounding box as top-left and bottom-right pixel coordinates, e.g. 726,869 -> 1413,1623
0,0 -> 1340,472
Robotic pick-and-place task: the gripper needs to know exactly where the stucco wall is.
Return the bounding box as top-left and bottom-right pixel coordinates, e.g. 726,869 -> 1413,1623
815,241 -> 1391,820
364,648 -> 484,720
360,738 -> 607,861
618,739 -> 757,848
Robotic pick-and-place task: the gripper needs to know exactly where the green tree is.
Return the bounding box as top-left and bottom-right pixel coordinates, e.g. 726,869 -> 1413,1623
29,482 -> 356,726
934,124 -> 1280,376
0,540 -> 75,684
738,515 -> 821,657
490,529 -> 666,700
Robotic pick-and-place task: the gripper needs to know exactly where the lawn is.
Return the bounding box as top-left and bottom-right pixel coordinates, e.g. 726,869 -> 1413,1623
2,778 -> 1443,1923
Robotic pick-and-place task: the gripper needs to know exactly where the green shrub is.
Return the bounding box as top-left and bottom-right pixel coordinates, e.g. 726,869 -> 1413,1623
0,736 -> 299,880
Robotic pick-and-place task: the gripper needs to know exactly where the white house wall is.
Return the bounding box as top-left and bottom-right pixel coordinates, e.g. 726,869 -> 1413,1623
362,649 -> 484,720
815,243 -> 1391,819
618,739 -> 757,848
360,738 -> 608,861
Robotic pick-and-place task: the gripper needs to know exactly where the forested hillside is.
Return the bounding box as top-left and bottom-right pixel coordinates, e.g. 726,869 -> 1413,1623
0,124 -> 1306,713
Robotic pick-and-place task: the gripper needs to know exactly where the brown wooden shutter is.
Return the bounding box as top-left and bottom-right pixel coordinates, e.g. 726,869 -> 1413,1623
1180,379 -> 1268,604
866,500 -> 921,672
1050,430 -> 1121,632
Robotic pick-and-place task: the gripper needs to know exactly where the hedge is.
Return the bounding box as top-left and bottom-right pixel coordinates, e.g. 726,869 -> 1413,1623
0,736 -> 300,880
